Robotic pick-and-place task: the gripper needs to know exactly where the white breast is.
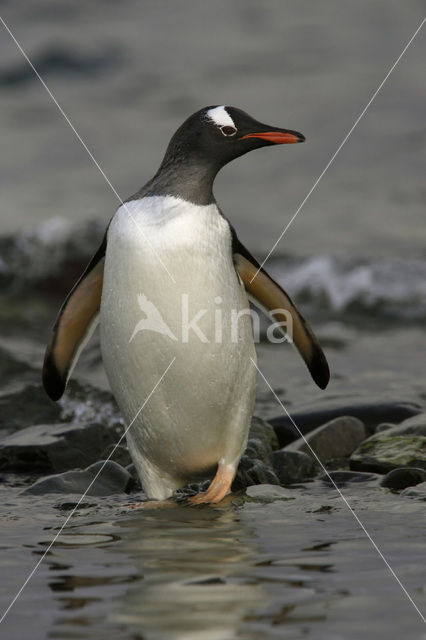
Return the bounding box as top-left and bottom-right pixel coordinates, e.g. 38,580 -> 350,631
100,196 -> 256,498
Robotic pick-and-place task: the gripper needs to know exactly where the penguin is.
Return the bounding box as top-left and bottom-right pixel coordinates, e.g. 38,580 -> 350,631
43,105 -> 329,504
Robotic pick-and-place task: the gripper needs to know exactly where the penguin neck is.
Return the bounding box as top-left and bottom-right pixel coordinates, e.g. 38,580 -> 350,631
152,153 -> 219,205
130,144 -> 221,206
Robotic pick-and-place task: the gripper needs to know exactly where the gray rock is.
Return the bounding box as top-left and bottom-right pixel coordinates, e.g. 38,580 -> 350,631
351,435 -> 426,473
380,467 -> 426,490
401,481 -> 426,500
375,422 -> 397,433
246,484 -> 295,501
269,401 -> 421,447
101,443 -> 132,468
272,450 -> 319,486
125,465 -> 142,491
375,413 -> 426,437
233,457 -> 280,489
249,417 -> 279,452
232,416 -> 281,490
285,416 -> 366,462
23,460 -> 133,496
244,437 -> 272,464
321,457 -> 350,471
126,463 -> 139,480
0,384 -> 62,436
318,470 -> 381,488
0,421 -> 123,473
0,378 -> 123,442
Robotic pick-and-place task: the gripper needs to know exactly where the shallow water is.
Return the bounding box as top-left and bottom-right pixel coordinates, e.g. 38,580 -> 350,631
1,481 -> 425,640
0,1 -> 426,638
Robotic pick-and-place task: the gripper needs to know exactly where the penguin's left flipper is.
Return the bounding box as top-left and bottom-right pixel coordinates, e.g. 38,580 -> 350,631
42,235 -> 106,401
232,232 -> 330,390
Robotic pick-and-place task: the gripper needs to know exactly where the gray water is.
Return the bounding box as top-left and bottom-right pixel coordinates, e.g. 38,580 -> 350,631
1,482 -> 425,640
0,1 -> 426,638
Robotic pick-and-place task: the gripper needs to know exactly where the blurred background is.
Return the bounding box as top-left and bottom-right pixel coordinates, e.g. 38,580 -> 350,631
1,0 -> 425,256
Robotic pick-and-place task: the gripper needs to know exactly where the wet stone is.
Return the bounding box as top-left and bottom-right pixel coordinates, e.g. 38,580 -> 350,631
244,438 -> 272,464
233,458 -> 280,490
246,484 -> 295,502
0,421 -> 122,473
269,401 -> 421,447
101,443 -> 132,468
375,422 -> 397,433
272,450 -> 319,486
379,467 -> 426,490
248,417 -> 279,451
321,457 -> 350,471
374,412 -> 426,437
318,470 -> 381,488
125,463 -> 141,485
350,435 -> 426,473
401,481 -> 426,500
23,460 -> 134,496
285,416 -> 366,463
232,416 -> 281,490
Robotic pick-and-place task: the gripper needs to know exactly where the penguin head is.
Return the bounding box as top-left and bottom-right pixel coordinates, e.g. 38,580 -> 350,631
148,105 -> 305,204
163,105 -> 305,170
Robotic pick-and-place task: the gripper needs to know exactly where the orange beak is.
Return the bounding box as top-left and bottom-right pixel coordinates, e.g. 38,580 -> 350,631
239,131 -> 305,144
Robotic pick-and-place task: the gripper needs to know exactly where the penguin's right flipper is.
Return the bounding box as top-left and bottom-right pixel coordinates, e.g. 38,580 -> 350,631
42,235 -> 106,401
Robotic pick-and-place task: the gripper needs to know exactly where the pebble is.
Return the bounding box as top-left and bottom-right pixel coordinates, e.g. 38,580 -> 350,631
246,484 -> 295,501
269,401 -> 421,447
318,470 -> 381,488
0,421 -> 122,473
380,467 -> 426,490
101,443 -> 132,468
351,435 -> 426,473
374,413 -> 426,437
249,417 -> 279,451
401,481 -> 426,500
232,417 -> 281,489
284,416 -> 366,462
272,450 -> 319,486
233,458 -> 280,490
23,460 -> 133,496
400,482 -> 426,502
374,423 -> 396,433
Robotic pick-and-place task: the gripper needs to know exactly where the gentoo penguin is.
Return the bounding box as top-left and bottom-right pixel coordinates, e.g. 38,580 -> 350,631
43,106 -> 329,503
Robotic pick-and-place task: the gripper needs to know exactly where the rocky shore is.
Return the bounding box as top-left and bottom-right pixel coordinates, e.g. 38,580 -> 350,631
1,347 -> 425,503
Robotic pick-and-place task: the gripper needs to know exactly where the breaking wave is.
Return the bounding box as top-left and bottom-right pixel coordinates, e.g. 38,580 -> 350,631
0,217 -> 104,292
1,218 -> 425,320
272,255 -> 426,320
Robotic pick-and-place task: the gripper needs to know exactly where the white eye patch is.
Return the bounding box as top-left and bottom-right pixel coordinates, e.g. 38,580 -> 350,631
206,105 -> 235,129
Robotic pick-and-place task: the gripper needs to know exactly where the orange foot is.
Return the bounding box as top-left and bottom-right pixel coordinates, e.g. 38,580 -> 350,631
189,464 -> 235,505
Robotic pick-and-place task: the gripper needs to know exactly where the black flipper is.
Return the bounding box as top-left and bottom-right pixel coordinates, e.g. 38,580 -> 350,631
231,228 -> 330,389
42,234 -> 107,400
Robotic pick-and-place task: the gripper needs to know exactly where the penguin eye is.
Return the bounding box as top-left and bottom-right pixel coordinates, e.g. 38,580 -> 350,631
220,125 -> 237,137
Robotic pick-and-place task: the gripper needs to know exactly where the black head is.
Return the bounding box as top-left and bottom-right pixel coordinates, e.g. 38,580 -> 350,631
133,105 -> 305,205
